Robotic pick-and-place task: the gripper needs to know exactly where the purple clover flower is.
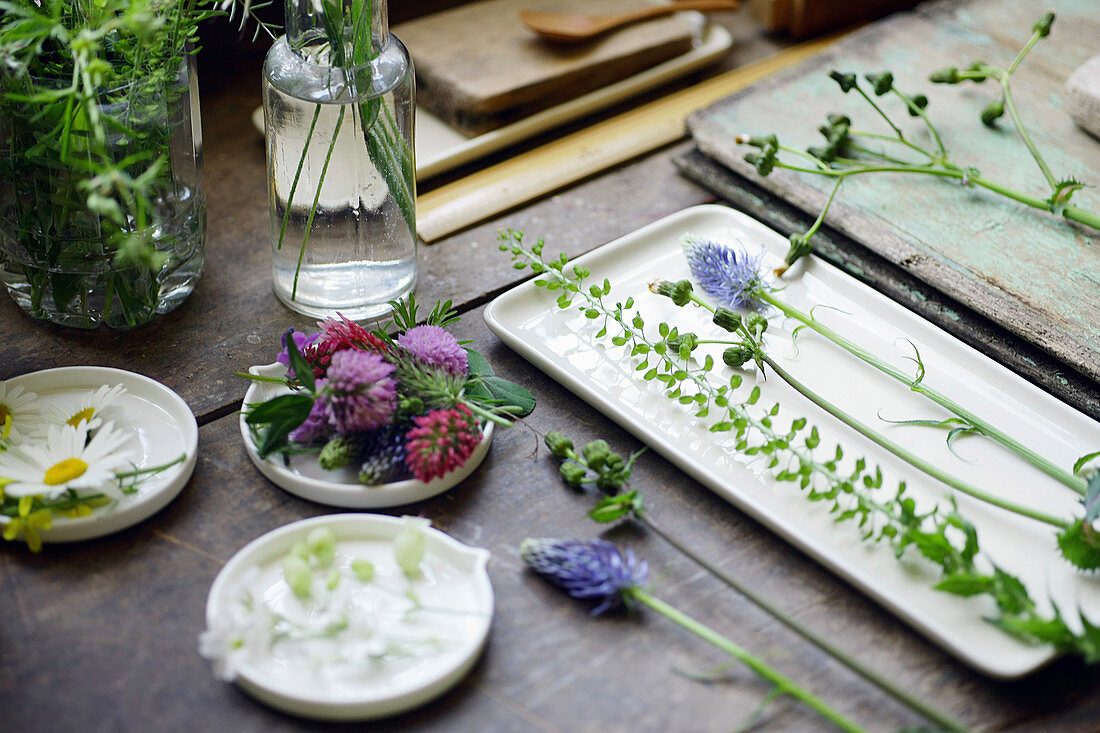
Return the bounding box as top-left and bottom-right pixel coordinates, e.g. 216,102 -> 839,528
277,329 -> 319,378
289,380 -> 333,444
681,235 -> 768,310
397,325 -> 468,376
520,538 -> 648,615
324,350 -> 397,434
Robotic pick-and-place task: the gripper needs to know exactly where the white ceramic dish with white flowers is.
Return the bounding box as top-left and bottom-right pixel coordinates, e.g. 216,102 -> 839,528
240,363 -> 494,509
202,513 -> 493,721
1,366 -> 197,543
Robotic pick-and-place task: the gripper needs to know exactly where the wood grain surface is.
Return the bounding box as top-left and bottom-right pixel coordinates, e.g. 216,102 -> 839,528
687,0 -> 1100,385
4,6 -> 1100,732
395,0 -> 697,134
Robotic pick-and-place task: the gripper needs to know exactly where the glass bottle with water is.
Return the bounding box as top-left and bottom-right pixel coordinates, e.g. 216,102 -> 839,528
263,0 -> 416,321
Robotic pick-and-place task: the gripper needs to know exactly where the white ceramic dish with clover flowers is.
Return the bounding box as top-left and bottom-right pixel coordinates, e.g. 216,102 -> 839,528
485,204 -> 1100,679
0,366 -> 197,546
240,363 -> 494,509
201,513 -> 493,721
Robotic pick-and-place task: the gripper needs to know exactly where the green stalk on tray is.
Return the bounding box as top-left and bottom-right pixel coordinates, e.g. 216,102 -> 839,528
499,227 -> 1100,662
734,12 -> 1099,276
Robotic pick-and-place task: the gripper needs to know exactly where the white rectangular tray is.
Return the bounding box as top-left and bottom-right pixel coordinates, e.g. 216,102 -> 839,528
484,204 -> 1100,678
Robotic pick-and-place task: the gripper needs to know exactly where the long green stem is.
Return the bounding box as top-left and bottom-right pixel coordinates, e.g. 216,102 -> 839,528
629,588 -> 868,733
277,104 -> 321,252
753,290 -> 1086,493
1000,79 -> 1057,191
759,353 -> 1068,527
637,513 -> 968,732
292,105 -> 346,300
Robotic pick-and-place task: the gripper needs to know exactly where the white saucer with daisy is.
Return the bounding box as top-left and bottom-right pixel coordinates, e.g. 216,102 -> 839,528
0,367 -> 197,549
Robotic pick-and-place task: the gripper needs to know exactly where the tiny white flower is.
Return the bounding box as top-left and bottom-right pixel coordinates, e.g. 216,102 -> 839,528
0,422 -> 133,500
36,383 -> 127,437
310,0 -> 324,15
0,381 -> 42,446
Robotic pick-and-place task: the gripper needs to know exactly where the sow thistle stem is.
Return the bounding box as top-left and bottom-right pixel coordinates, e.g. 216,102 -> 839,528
737,12 -> 1099,274
500,228 -> 1100,661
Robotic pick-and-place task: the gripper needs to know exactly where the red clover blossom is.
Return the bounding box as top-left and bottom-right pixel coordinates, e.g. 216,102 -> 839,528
681,235 -> 767,310
520,537 -> 648,615
404,404 -> 481,482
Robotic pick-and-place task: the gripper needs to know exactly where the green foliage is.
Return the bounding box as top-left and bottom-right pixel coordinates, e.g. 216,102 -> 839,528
736,13 -> 1098,273
503,228 -> 1100,662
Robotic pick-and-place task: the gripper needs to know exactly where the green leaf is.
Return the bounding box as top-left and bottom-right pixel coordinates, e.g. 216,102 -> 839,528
933,573 -> 993,597
245,393 -> 315,426
1073,450 -> 1100,476
589,491 -> 643,523
285,329 -> 315,392
465,348 -> 495,378
1084,473 -> 1100,522
1057,520 -> 1100,570
476,376 -> 536,417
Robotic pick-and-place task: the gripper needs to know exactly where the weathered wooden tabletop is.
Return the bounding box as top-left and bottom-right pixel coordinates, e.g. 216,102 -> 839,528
3,5 -> 1100,732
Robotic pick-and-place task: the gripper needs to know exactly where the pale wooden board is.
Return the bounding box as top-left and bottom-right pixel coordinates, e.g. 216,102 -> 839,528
686,0 -> 1100,384
417,36 -> 837,243
394,0 -> 697,134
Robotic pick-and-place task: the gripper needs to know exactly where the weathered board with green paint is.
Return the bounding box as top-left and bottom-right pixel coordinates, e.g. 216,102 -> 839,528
687,0 -> 1100,385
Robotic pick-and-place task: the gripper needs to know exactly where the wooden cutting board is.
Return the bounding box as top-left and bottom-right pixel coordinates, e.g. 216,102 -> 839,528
394,0 -> 699,135
686,0 -> 1100,386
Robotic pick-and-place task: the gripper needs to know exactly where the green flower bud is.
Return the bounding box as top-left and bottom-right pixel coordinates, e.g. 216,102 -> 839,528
808,144 -> 837,163
1033,11 -> 1054,37
744,145 -> 777,176
283,555 -> 313,600
559,461 -> 588,487
318,435 -> 359,471
656,279 -> 693,307
929,66 -> 960,84
826,113 -> 851,127
712,308 -> 743,333
981,97 -> 1005,127
667,332 -> 699,358
785,233 -> 813,266
865,72 -> 894,96
828,70 -> 858,93
906,94 -> 928,117
582,439 -> 612,470
743,133 -> 777,149
746,313 -> 769,334
307,527 -> 337,567
723,345 -> 754,369
544,431 -> 574,458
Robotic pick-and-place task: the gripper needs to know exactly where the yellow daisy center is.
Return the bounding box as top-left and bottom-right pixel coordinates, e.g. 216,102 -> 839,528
44,458 -> 88,486
67,408 -> 96,427
0,404 -> 11,440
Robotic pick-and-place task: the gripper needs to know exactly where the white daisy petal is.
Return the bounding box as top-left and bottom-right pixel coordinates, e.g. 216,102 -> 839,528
34,383 -> 127,438
0,422 -> 133,500
0,381 -> 43,446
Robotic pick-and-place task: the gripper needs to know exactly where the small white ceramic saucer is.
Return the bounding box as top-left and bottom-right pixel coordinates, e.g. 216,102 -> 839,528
5,366 -> 197,542
204,513 -> 493,721
240,363 -> 493,508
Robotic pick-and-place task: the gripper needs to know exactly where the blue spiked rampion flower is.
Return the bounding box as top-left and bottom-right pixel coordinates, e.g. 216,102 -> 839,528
520,538 -> 648,615
681,235 -> 767,310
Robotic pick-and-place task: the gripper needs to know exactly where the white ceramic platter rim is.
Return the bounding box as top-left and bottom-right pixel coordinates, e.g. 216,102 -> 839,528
240,363 -> 494,508
484,204 -> 1100,678
251,19 -> 732,180
6,366 -> 198,542
205,513 -> 493,720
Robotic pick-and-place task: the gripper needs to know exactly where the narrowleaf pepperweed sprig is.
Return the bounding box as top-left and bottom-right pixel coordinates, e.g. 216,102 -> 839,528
521,537 -> 870,733
736,12 -> 1099,275
543,429 -> 968,731
499,227 -> 1100,661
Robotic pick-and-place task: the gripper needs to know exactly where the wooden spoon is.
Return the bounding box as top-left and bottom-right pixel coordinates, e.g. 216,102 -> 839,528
520,0 -> 740,44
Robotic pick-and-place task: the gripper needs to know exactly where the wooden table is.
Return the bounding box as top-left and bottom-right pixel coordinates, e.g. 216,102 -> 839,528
3,7 -> 1099,732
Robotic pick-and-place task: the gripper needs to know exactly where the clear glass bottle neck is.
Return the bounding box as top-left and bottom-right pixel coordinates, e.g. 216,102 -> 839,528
286,0 -> 388,65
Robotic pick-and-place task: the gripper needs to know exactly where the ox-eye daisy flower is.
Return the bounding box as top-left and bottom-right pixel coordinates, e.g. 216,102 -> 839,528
36,384 -> 127,437
0,422 -> 133,501
0,382 -> 42,446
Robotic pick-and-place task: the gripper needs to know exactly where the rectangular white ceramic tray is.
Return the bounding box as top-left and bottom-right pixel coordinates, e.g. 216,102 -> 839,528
484,204 -> 1100,678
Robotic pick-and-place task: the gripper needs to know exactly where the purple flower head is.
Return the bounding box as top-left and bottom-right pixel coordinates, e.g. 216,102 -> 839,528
277,329 -> 319,378
324,350 -> 397,434
681,235 -> 768,310
397,325 -> 468,376
520,538 -> 648,615
289,380 -> 332,444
